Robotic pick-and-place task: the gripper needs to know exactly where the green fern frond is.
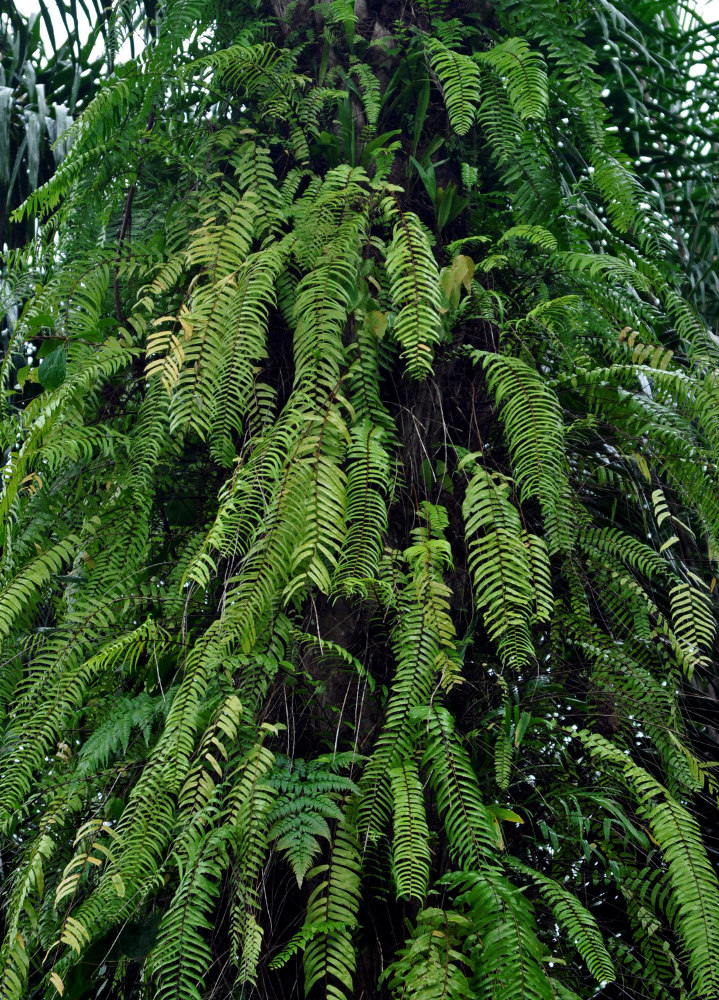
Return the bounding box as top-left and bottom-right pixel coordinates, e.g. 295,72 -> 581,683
425,37 -> 481,136
359,507 -> 455,843
390,758 -> 431,903
303,801 -> 362,1000
383,200 -> 443,378
669,580 -> 715,660
267,755 -> 358,887
577,729 -> 719,998
447,868 -> 554,1000
0,619 -> 165,830
509,858 -> 615,983
416,705 -> 500,868
148,826 -> 228,1000
475,37 -> 549,121
382,906 -> 473,1000
76,692 -> 164,778
478,351 -> 571,550
461,463 -> 537,668
333,420 -> 390,589
227,729 -> 278,985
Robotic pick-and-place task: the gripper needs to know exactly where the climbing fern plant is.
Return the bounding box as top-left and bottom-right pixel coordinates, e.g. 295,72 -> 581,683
1,1 -> 719,998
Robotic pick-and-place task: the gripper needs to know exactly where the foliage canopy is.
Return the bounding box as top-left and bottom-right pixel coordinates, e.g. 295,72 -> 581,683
2,1 -> 719,998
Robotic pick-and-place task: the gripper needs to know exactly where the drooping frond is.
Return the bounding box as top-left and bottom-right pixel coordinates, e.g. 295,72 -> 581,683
302,802 -> 362,1000
390,757 -> 431,903
3,1 -> 719,998
383,200 -> 444,378
462,463 -> 540,668
425,37 -> 481,136
576,730 -> 719,998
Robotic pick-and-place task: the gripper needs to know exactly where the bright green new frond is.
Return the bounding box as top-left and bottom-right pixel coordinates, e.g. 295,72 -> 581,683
176,692 -> 245,827
669,580 -> 715,661
284,404 -> 350,598
231,139 -> 285,235
292,173 -> 369,389
348,59 -> 381,129
499,224 -> 557,251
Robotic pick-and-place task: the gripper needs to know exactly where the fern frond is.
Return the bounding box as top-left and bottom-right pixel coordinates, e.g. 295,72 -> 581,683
226,729 -> 278,985
461,463 -> 537,668
447,868 -> 554,1000
303,801 -> 362,1000
382,906 -> 473,1000
149,826 -> 228,1000
390,758 -> 431,903
416,705 -> 500,868
577,730 -> 719,997
425,37 -> 481,136
267,755 -> 358,887
477,351 -> 571,551
509,858 -> 615,983
359,507 -> 455,842
475,38 -> 549,121
333,420 -> 390,590
383,200 -> 443,378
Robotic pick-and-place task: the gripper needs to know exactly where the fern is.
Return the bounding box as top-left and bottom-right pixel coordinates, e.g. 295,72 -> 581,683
333,420 -> 390,590
382,906 -> 473,1000
303,801 -> 362,1000
425,37 -> 481,136
226,729 -> 278,985
148,825 -> 228,1000
390,758 -> 431,903
509,858 -> 615,983
267,755 -> 358,887
477,351 -> 572,551
446,867 -> 554,1000
461,463 -> 539,668
2,2 -> 719,999
475,37 -> 549,121
383,200 -> 444,378
417,705 -> 500,869
359,506 -> 456,843
576,729 -> 719,997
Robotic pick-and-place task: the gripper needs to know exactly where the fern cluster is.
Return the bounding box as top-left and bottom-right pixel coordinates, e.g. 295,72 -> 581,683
1,1 -> 719,998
